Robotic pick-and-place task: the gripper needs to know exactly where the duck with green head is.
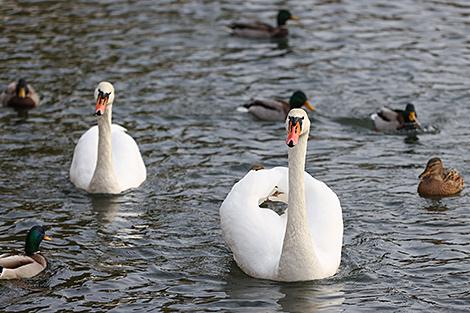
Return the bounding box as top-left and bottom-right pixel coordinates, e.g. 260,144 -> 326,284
0,78 -> 40,111
371,103 -> 422,132
227,9 -> 299,38
0,225 -> 52,279
243,90 -> 314,121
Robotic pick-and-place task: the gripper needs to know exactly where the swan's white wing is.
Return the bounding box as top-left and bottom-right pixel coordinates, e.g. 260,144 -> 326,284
69,124 -> 146,191
70,125 -> 99,190
220,167 -> 288,280
304,174 -> 343,275
220,167 -> 343,280
111,125 -> 146,190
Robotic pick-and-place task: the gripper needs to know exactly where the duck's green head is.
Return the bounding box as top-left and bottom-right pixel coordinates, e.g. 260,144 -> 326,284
25,225 -> 51,256
289,90 -> 315,111
277,10 -> 299,26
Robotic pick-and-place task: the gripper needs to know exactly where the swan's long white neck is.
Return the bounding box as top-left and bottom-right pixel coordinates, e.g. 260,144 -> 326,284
278,130 -> 320,281
88,105 -> 121,193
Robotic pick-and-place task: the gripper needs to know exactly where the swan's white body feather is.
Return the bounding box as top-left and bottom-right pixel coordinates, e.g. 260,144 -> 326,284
70,124 -> 146,193
220,166 -> 343,281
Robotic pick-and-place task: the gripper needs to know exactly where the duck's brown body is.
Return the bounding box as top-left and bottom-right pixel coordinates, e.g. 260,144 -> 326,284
227,22 -> 288,38
227,10 -> 298,39
418,158 -> 464,198
243,90 -> 313,121
244,98 -> 290,121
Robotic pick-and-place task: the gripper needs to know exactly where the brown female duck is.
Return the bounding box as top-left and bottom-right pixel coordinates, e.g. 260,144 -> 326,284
0,78 -> 40,111
418,158 -> 464,198
227,10 -> 299,39
0,225 -> 52,279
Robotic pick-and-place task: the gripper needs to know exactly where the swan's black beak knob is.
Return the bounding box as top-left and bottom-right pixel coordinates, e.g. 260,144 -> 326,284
95,111 -> 102,116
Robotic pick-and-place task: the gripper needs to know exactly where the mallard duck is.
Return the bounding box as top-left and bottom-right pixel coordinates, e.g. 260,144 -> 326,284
243,90 -> 314,121
371,103 -> 422,132
0,225 -> 52,280
0,78 -> 40,111
227,9 -> 299,38
418,157 -> 464,198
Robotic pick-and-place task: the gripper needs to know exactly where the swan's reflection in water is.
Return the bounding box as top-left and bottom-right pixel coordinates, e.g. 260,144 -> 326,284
223,261 -> 344,312
90,195 -> 121,224
278,280 -> 344,313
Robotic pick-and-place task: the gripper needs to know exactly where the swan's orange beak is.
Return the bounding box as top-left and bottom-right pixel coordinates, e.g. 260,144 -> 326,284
95,95 -> 108,116
286,119 -> 302,147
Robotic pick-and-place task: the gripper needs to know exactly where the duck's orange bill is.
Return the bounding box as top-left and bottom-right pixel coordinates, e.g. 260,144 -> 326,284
43,235 -> 52,241
409,111 -> 416,122
95,95 -> 108,115
286,120 -> 301,147
18,87 -> 26,98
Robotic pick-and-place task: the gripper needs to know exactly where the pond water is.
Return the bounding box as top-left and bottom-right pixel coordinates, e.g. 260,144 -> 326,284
1,0 -> 469,312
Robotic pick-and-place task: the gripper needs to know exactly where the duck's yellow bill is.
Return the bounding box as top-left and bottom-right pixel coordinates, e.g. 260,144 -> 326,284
43,235 -> 52,241
291,15 -> 300,21
304,100 -> 315,111
409,111 -> 416,122
18,87 -> 26,98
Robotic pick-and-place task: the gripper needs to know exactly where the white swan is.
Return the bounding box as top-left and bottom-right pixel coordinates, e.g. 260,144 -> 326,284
220,108 -> 343,281
70,81 -> 146,194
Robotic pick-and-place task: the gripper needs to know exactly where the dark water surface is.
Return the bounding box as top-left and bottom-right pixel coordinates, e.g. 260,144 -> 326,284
1,0 -> 470,312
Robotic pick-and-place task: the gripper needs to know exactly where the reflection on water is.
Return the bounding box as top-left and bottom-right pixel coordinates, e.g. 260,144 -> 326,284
273,38 -> 289,51
90,194 -> 121,224
404,132 -> 420,144
222,262 -> 345,312
278,282 -> 344,313
422,200 -> 449,212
